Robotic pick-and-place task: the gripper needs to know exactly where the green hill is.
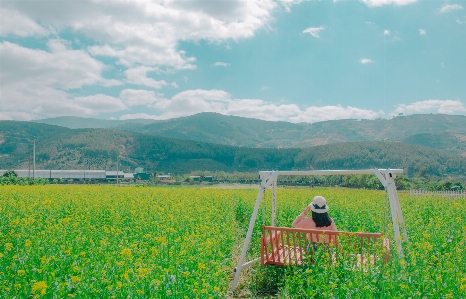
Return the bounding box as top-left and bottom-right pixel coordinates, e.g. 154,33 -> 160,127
1,121 -> 465,178
32,116 -> 156,129
399,132 -> 466,157
33,113 -> 466,154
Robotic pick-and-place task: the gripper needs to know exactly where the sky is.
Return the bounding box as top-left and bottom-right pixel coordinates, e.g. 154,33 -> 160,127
0,0 -> 465,123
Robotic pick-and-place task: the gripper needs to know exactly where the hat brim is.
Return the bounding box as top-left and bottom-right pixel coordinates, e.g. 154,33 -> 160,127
310,205 -> 329,214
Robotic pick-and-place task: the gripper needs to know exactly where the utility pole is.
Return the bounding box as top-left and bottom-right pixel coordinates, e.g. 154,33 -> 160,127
33,137 -> 36,179
116,155 -> 119,185
83,149 -> 86,181
28,155 -> 31,178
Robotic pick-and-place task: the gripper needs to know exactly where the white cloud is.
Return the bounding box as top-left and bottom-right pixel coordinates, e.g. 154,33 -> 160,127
5,0 -> 278,69
383,30 -> 390,35
120,113 -> 160,120
280,0 -> 305,12
212,62 -> 231,67
74,95 -> 127,112
419,28 -> 427,36
125,66 -> 167,89
289,106 -> 380,123
303,26 -> 325,38
393,100 -> 466,115
438,4 -> 463,14
0,111 -> 38,121
1,82 -> 385,123
361,0 -> 417,7
360,58 -> 374,64
1,40 -> 103,90
120,89 -> 163,107
0,7 -> 49,37
441,63 -> 444,68
117,89 -> 382,123
101,79 -> 124,87
0,41 -> 124,120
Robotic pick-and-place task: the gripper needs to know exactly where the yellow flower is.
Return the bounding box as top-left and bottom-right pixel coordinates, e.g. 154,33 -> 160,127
25,239 -> 32,247
17,269 -> 26,276
120,248 -> 132,257
32,281 -> 47,294
5,243 -> 13,251
70,276 -> 80,283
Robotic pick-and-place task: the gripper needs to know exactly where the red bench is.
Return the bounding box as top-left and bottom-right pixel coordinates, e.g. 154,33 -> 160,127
261,225 -> 390,267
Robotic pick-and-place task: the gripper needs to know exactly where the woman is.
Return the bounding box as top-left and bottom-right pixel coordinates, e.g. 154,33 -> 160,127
292,196 -> 337,246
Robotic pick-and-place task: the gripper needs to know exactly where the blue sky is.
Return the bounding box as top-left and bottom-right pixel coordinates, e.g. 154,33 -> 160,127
1,0 -> 465,122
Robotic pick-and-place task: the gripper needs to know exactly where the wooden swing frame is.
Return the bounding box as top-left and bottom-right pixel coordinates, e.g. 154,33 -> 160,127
230,169 -> 408,291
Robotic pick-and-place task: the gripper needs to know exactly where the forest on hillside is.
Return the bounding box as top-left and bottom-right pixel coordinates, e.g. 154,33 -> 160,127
1,121 -> 466,181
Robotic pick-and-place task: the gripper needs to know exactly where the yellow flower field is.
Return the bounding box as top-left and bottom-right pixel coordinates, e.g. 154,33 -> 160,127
0,186 -> 465,298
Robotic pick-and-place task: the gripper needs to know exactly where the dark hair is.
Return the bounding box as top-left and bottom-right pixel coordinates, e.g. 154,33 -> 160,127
312,211 -> 333,227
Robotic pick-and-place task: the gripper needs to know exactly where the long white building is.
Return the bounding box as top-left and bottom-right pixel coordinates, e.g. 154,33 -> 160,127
0,170 -> 124,180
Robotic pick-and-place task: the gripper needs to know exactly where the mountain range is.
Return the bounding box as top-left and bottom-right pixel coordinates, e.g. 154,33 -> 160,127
33,113 -> 466,156
1,114 -> 466,179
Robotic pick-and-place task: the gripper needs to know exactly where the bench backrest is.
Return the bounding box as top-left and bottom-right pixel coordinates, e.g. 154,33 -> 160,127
261,225 -> 388,266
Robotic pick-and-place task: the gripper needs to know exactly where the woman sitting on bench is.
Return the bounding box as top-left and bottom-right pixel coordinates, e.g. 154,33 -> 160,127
292,196 -> 337,251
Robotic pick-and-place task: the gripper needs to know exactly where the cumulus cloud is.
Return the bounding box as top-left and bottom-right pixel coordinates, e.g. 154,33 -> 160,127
125,66 -> 167,89
438,4 -> 463,14
419,28 -> 427,36
383,30 -> 390,35
74,95 -> 127,112
393,100 -> 466,115
361,0 -> 417,7
120,113 -> 160,120
115,89 -> 382,123
360,58 -> 374,64
119,89 -> 164,107
0,7 -> 49,37
289,106 -> 380,123
0,41 -> 123,120
1,40 -> 103,90
212,62 -> 231,67
4,0 -> 278,69
303,26 -> 325,38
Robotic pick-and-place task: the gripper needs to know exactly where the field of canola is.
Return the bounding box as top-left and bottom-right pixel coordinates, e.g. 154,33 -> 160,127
0,185 -> 465,298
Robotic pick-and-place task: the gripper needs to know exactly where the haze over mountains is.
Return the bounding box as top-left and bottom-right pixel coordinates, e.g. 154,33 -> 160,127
34,113 -> 466,156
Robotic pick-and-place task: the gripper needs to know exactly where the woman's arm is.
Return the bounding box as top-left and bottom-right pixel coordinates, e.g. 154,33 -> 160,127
292,206 -> 311,227
330,218 -> 337,231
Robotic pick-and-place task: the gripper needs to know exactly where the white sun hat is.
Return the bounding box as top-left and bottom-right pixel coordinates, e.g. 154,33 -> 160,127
309,196 -> 329,213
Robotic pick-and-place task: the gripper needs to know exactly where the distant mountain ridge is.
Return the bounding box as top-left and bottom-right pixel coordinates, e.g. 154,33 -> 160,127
1,120 -> 466,178
34,113 -> 466,155
32,116 -> 157,129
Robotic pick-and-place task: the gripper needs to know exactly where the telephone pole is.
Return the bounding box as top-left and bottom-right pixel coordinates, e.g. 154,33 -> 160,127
33,138 -> 36,179
116,155 -> 119,185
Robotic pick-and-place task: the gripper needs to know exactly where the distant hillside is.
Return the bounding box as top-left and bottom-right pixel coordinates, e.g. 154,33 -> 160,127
2,121 -> 466,178
33,116 -> 156,129
399,132 -> 466,157
32,113 -> 466,155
